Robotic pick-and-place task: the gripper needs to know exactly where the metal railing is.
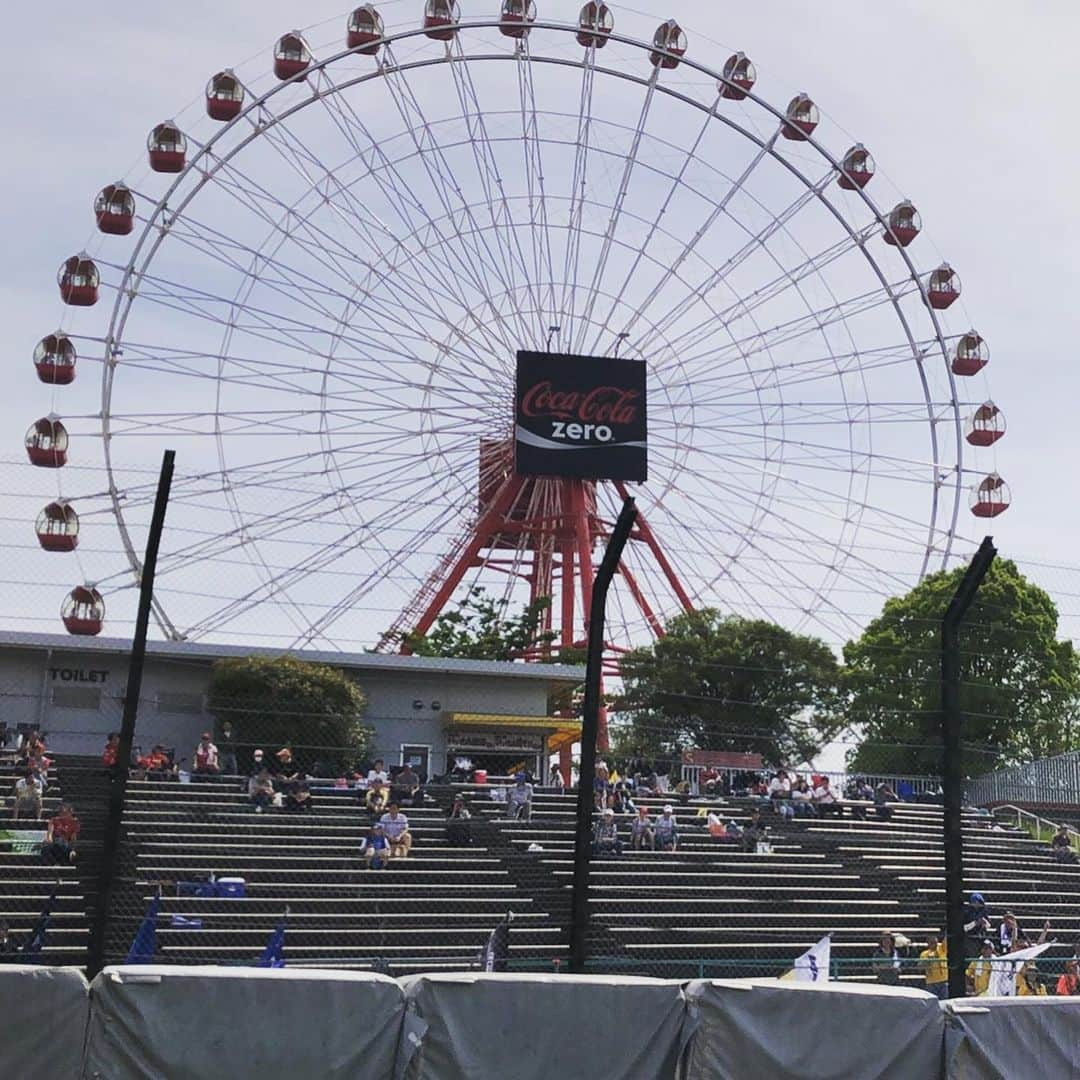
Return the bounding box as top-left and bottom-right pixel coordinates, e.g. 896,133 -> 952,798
965,751 -> 1080,807
680,764 -> 942,799
993,804 -> 1080,852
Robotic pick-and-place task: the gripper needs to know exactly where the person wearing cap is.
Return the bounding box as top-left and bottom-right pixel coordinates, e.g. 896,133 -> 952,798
592,807 -> 622,856
217,721 -> 238,777
998,910 -> 1021,953
363,823 -> 390,869
654,805 -> 679,852
193,733 -> 220,777
506,772 -> 533,822
1017,961 -> 1048,996
919,932 -> 949,998
963,892 -> 991,954
965,940 -> 996,995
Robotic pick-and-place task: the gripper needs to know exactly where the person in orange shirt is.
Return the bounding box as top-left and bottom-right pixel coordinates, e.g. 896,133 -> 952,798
1057,958 -> 1080,996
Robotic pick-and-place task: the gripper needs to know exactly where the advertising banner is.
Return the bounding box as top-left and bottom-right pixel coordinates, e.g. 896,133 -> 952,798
515,351 -> 647,480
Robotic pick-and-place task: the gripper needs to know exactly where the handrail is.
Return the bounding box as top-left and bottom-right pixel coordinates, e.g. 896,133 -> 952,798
993,803 -> 1080,851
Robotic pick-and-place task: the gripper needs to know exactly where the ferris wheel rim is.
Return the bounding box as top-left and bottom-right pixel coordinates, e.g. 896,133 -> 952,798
86,12 -> 968,646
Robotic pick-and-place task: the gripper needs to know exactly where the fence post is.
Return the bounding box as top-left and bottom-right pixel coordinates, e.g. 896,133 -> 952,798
88,450 -> 175,978
568,498 -> 637,974
942,536 -> 996,1000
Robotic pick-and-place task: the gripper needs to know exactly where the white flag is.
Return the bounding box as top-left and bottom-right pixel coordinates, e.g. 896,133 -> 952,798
986,941 -> 1053,997
792,935 -> 831,983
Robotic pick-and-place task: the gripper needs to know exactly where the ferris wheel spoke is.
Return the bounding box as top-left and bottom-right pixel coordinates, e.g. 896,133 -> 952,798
380,51 -> 536,350
633,179 -> 828,359
596,127 -> 780,357
198,136 -> 513,382
573,68 -> 659,354
441,38 -> 546,336
679,276 -> 920,373
303,79 -> 527,365
516,40 -> 558,329
558,51 -> 598,350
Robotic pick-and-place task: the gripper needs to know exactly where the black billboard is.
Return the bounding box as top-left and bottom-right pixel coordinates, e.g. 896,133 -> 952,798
514,351 -> 647,481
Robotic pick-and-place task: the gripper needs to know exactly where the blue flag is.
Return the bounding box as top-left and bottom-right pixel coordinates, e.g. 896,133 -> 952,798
20,891 -> 55,958
126,893 -> 161,964
256,922 -> 286,968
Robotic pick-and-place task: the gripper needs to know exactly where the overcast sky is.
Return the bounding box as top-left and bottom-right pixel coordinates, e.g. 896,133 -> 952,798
4,0 -> 1080,666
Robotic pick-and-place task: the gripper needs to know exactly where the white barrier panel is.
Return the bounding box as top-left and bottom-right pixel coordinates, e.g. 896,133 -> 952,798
0,964 -> 88,1078
397,972 -> 687,1080
944,996 -> 1080,1079
83,965 -> 404,1080
682,979 -> 944,1080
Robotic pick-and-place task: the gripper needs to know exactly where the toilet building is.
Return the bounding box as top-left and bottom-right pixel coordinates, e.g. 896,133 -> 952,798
0,630 -> 583,781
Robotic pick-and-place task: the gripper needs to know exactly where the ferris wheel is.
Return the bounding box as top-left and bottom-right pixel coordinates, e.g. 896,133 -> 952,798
27,1 -> 1007,655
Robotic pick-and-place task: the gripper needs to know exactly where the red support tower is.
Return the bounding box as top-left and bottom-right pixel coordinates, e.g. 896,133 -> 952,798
378,439 -> 694,750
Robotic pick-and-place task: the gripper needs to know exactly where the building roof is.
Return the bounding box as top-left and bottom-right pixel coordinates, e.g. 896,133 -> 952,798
0,629 -> 585,684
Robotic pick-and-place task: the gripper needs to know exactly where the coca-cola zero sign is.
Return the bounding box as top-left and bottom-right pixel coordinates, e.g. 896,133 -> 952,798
515,351 -> 647,480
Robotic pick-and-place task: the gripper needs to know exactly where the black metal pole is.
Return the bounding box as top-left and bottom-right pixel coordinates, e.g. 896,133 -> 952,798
943,536 -> 996,999
88,450 -> 175,977
568,497 -> 638,974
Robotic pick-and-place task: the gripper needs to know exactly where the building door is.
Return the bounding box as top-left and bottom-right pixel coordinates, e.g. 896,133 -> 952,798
401,744 -> 431,781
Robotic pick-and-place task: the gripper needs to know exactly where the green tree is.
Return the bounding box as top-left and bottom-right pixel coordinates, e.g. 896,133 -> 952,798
401,587 -> 557,661
616,609 -> 843,766
844,559 -> 1080,776
207,655 -> 371,768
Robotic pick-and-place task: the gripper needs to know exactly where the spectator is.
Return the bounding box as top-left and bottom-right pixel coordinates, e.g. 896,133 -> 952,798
791,779 -> 817,818
395,763 -> 421,804
101,733 -> 120,769
20,730 -> 46,764
1056,959 -> 1080,996
964,893 -> 991,954
742,808 -> 767,853
218,721 -> 238,776
610,784 -> 635,815
705,811 -> 726,839
630,806 -> 654,850
768,770 -> 792,812
654,804 -> 679,852
965,940 -> 996,995
872,932 -> 902,986
919,931 -> 948,999
446,794 -> 472,846
592,807 -> 622,855
12,767 -> 43,821
1051,825 -> 1078,864
43,802 -> 80,864
874,783 -> 898,822
0,920 -> 14,955
365,780 -> 389,816
367,759 -> 388,786
143,745 -> 174,780
249,748 -> 266,776
549,764 -> 565,792
1017,962 -> 1048,996
380,803 -> 412,859
193,733 -> 220,777
285,771 -> 312,812
363,823 -> 390,869
248,767 -> 274,812
506,773 -> 533,822
273,748 -> 301,798
998,911 -> 1021,954
813,776 -> 841,818
593,764 -> 612,811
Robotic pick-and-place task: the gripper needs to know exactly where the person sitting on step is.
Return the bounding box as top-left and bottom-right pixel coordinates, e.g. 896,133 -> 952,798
592,807 -> 622,856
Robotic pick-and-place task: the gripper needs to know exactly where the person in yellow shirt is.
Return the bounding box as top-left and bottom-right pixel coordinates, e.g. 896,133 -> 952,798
919,932 -> 949,999
1017,963 -> 1048,996
966,940 -> 995,996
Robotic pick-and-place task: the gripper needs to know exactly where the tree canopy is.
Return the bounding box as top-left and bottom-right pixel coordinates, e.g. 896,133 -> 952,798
207,655 -> 371,767
615,609 -> 843,766
401,587 -> 558,662
844,559 -> 1080,776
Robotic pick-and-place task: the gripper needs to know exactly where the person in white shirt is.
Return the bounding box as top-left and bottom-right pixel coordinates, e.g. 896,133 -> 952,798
12,768 -> 43,820
379,803 -> 412,858
367,759 -> 389,785
791,778 -> 817,818
813,776 -> 842,817
769,770 -> 793,818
